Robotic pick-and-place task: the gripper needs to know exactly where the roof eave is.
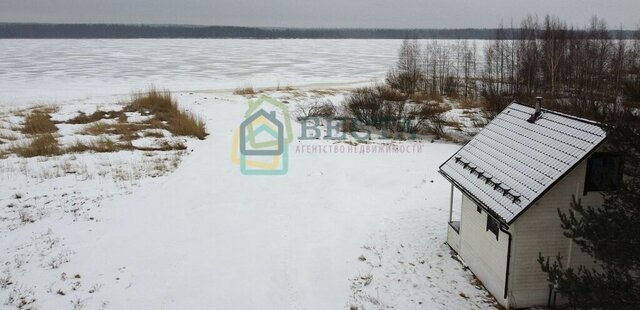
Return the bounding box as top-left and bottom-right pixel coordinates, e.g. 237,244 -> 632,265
439,169 -> 511,226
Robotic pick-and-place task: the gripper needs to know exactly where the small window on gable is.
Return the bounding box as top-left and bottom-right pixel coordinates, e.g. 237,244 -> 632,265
486,215 -> 499,240
476,205 -> 482,213
585,153 -> 623,193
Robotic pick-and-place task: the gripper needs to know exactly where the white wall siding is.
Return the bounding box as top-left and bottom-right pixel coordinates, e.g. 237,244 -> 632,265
459,194 -> 510,307
447,223 -> 461,253
507,161 -> 604,308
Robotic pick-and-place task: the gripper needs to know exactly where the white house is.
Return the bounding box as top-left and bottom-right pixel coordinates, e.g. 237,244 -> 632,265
439,100 -> 621,309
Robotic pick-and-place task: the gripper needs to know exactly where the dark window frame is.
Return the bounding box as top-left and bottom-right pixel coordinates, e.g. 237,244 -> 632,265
486,214 -> 499,240
584,152 -> 623,194
476,205 -> 482,213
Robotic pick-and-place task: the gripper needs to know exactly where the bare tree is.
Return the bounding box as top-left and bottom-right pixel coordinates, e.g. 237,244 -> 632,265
541,15 -> 569,100
516,15 -> 541,96
386,39 -> 424,95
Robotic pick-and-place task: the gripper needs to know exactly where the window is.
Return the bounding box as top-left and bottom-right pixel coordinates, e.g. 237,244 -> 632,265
476,205 -> 482,213
585,153 -> 623,193
486,215 -> 499,240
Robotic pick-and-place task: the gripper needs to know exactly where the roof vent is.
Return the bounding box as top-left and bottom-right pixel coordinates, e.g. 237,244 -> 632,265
527,97 -> 543,123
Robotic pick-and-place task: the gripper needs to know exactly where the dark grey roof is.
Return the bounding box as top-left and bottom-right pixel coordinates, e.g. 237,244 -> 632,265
439,102 -> 607,224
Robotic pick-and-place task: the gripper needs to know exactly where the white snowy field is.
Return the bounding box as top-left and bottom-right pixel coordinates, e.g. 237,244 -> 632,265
0,39 -> 496,309
0,90 -> 496,309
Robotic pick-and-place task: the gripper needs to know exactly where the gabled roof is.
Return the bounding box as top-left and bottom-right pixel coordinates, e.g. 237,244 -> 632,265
439,102 -> 607,224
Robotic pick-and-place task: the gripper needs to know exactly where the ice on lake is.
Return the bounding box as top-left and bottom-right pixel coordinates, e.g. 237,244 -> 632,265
0,39 -> 399,104
0,39 -> 490,105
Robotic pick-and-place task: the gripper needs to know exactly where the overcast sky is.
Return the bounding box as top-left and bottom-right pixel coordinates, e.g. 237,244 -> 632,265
0,0 -> 638,29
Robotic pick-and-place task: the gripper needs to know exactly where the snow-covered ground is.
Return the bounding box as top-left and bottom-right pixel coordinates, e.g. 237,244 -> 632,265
0,39 -> 496,309
0,89 -> 496,309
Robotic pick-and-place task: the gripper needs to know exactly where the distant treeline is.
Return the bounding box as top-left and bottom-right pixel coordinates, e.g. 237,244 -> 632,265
0,23 -> 637,39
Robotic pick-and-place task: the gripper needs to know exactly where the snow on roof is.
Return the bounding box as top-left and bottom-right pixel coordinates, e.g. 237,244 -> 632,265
439,102 -> 607,224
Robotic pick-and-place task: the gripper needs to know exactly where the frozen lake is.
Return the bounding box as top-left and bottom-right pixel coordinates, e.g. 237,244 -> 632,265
0,39 -> 489,105
0,39 -> 404,105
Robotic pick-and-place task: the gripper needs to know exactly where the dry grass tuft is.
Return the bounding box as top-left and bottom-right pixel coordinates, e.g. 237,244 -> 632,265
22,112 -> 58,134
68,137 -> 132,153
135,140 -> 187,151
4,89 -> 205,157
142,131 -> 165,138
81,122 -> 147,141
12,134 -> 60,157
31,105 -> 59,114
308,88 -> 336,96
233,86 -> 256,96
294,100 -> 337,120
125,89 -> 206,139
66,110 -> 127,124
168,112 -> 206,138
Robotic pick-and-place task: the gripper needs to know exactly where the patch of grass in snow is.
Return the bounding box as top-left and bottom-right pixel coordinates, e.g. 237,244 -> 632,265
0,271 -> 13,289
73,89 -> 207,142
360,273 -> 373,286
135,140 -> 187,152
293,99 -> 337,121
11,134 -> 61,158
68,137 -> 129,153
80,122 -> 146,142
66,110 -> 127,124
126,89 -> 207,140
18,210 -> 36,224
141,130 -> 165,138
22,111 -> 58,135
233,85 -> 256,96
6,285 -> 37,309
1,88 -> 206,158
70,297 -> 86,310
308,88 -> 338,96
30,105 -> 60,115
46,252 -> 71,269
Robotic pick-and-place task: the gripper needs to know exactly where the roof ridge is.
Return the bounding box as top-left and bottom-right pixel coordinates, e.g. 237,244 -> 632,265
498,113 -> 591,152
511,101 -> 606,128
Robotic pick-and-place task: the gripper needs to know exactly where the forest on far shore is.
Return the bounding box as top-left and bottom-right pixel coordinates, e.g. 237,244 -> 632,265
0,22 -> 637,39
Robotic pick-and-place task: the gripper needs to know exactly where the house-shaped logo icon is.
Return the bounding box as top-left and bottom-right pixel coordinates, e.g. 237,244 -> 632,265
239,109 -> 284,156
231,96 -> 293,175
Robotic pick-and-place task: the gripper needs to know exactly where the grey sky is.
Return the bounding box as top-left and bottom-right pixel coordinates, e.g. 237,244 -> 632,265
0,0 -> 638,29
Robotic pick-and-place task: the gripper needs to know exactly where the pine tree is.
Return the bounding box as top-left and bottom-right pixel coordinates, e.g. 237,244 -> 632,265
538,99 -> 640,309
